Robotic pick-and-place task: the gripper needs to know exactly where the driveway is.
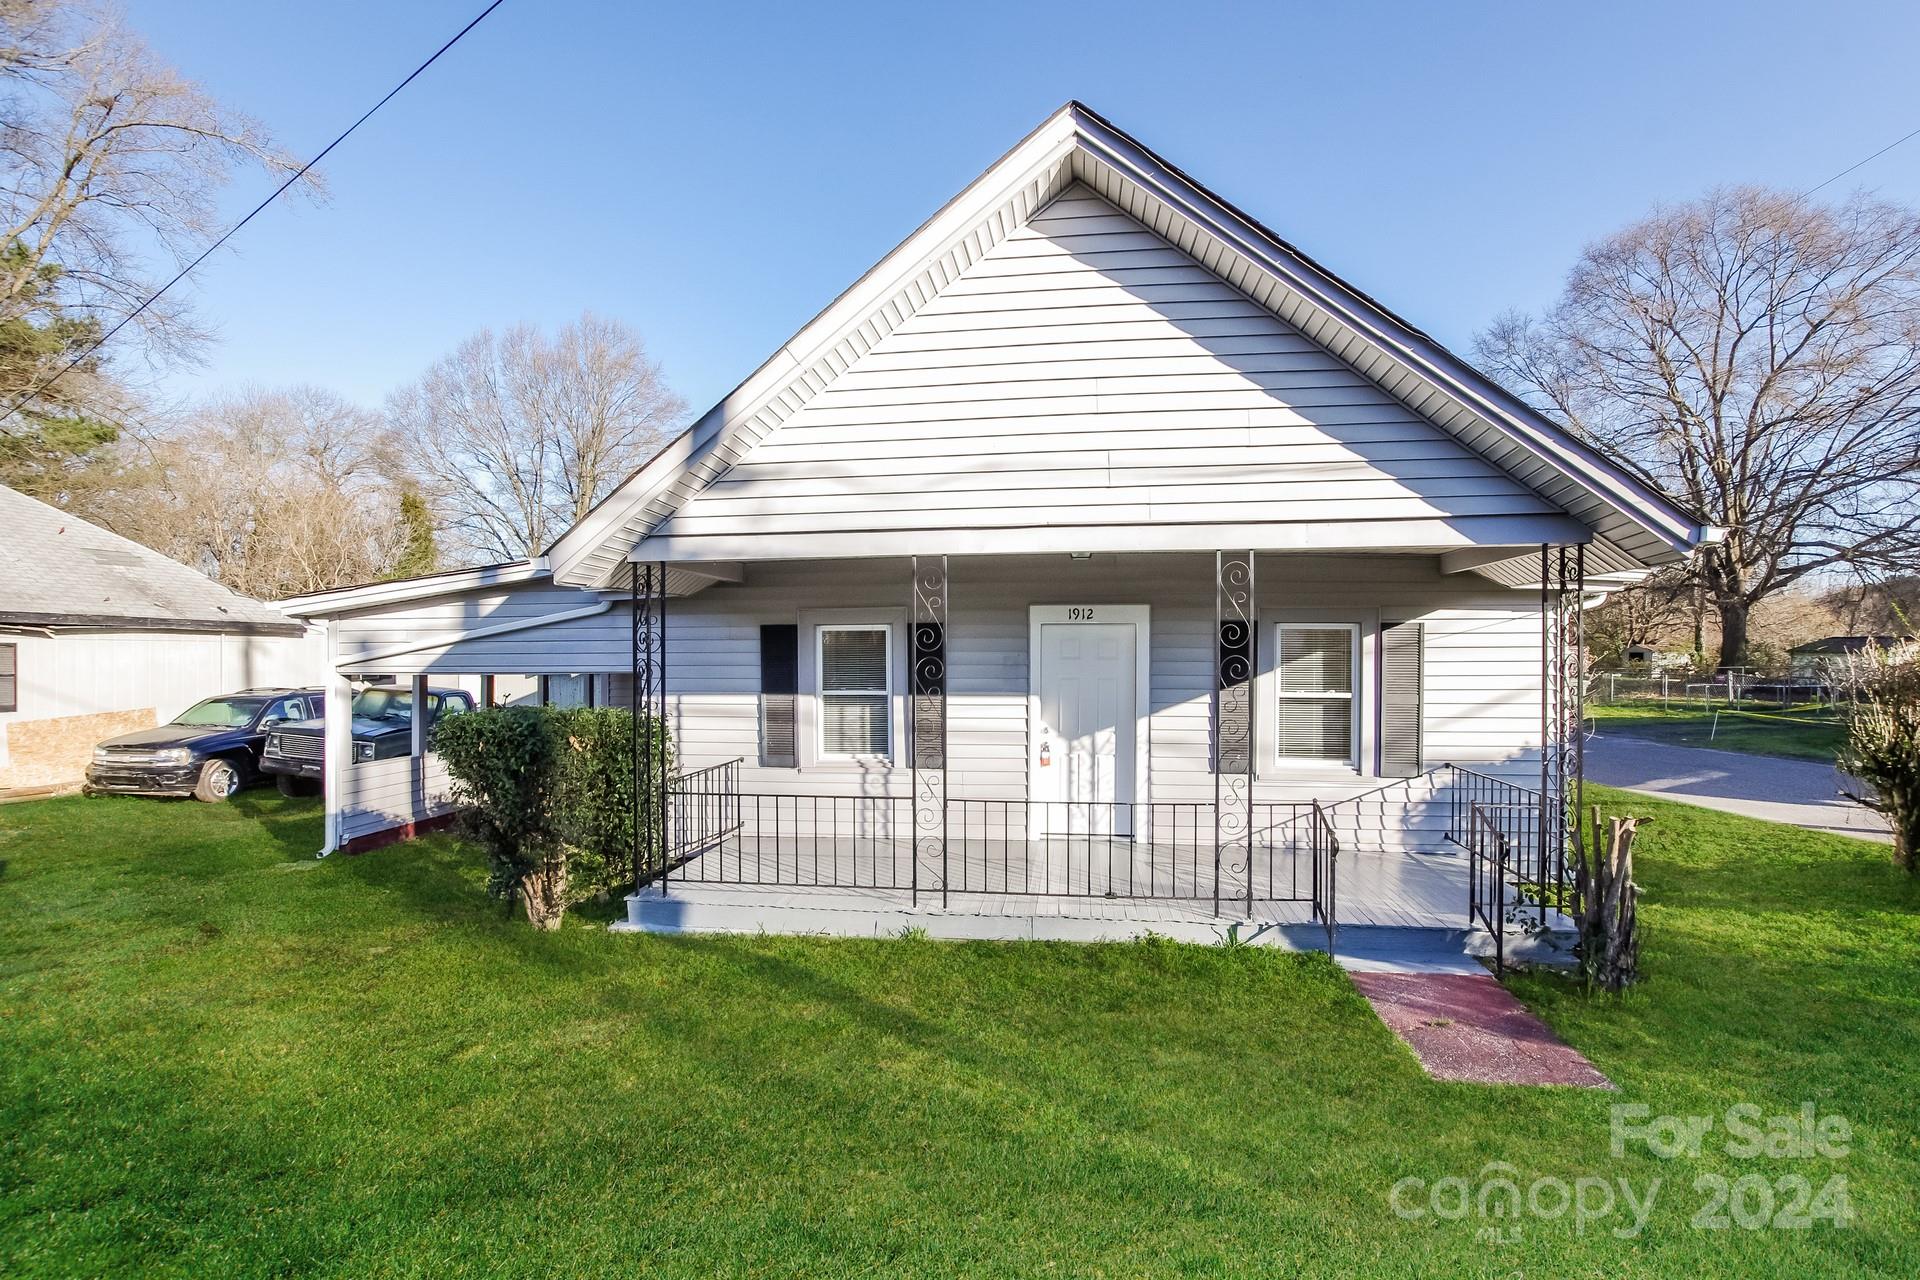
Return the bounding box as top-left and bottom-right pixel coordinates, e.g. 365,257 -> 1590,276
1585,734 -> 1891,842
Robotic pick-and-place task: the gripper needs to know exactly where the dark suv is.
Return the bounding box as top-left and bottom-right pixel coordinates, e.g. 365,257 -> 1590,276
259,685 -> 475,795
86,688 -> 324,802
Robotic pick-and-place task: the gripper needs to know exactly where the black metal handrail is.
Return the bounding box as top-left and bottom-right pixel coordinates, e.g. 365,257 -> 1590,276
1308,799 -> 1338,956
1441,764 -> 1568,925
1467,802 -> 1512,974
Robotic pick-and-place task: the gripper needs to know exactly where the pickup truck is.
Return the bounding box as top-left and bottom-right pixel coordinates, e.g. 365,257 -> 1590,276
259,685 -> 475,795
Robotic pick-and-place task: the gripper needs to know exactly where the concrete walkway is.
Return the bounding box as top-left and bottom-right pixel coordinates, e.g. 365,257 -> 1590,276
1585,734 -> 1890,842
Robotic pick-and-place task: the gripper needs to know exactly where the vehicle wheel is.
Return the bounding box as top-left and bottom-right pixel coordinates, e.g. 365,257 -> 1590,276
275,774 -> 317,798
192,758 -> 241,803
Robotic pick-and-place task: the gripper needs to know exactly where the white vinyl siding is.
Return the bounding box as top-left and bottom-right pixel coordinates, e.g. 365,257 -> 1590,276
313,554 -> 1548,855
818,625 -> 891,759
1274,625 -> 1358,767
647,185 -> 1560,557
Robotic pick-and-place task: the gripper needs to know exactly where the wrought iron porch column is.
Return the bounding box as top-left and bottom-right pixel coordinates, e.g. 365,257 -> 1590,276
1215,551 -> 1254,917
910,556 -> 948,909
1538,543 -> 1587,915
631,561 -> 669,890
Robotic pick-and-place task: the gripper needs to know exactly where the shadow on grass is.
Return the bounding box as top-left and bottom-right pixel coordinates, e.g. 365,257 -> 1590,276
228,791 -> 324,862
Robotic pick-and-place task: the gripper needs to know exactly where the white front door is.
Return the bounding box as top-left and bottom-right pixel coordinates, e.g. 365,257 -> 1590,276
1034,622 -> 1137,837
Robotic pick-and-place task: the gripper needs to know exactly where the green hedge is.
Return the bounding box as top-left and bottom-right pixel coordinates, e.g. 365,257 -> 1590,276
431,705 -> 672,926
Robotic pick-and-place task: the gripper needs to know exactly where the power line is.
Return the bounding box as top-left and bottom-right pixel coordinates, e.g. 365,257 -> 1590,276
1802,122 -> 1920,198
0,0 -> 508,429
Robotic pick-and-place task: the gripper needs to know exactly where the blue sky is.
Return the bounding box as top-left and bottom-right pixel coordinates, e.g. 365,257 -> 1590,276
124,0 -> 1920,419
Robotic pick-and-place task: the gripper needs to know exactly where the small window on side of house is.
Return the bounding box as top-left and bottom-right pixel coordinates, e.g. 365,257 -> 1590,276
818,625 -> 891,759
0,643 -> 15,713
1274,624 -> 1358,768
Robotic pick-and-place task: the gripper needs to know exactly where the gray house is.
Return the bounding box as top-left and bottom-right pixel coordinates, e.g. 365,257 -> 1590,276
280,104 -> 1715,944
1789,635 -> 1902,677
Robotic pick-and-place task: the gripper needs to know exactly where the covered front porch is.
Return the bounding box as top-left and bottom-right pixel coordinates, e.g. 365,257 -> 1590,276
616,546 -> 1590,956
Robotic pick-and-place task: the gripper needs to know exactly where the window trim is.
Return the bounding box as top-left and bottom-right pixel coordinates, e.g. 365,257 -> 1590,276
1272,622 -> 1360,771
815,623 -> 894,761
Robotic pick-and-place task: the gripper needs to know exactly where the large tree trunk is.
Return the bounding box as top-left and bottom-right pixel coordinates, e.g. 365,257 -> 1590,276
1716,599 -> 1750,671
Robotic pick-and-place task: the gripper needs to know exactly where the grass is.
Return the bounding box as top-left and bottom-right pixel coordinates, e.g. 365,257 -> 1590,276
1590,701 -> 1847,762
1,788 -> 1916,1277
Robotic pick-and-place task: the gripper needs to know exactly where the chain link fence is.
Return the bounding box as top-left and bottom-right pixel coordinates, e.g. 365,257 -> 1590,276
1589,671 -> 1835,710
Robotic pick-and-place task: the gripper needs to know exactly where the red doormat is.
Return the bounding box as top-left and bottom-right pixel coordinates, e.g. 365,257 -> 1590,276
1349,972 -> 1613,1088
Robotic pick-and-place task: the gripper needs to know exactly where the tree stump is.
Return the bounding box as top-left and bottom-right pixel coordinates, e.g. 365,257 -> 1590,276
1576,808 -> 1645,991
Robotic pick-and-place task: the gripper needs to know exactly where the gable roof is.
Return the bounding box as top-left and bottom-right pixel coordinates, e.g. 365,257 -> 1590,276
548,102 -> 1716,588
0,484 -> 304,635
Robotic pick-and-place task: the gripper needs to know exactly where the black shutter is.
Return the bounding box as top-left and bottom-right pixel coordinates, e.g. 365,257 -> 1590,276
1380,621 -> 1424,777
0,643 -> 14,713
760,624 -> 799,767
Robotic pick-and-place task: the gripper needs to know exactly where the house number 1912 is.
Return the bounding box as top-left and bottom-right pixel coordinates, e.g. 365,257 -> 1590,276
1066,607 -> 1095,621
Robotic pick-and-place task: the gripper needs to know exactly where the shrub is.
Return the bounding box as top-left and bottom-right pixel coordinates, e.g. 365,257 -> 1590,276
432,705 -> 673,927
545,705 -> 672,898
1832,640 -> 1920,872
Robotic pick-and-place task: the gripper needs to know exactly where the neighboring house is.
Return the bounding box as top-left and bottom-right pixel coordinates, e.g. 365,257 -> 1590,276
280,104 -> 1717,943
1621,643 -> 1657,666
0,484 -> 325,794
1789,635 -> 1902,678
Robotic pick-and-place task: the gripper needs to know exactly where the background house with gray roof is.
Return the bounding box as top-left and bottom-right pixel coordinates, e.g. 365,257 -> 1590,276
0,483 -> 325,793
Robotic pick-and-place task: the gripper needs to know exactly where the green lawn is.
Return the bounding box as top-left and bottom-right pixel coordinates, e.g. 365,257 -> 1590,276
1590,701 -> 1847,762
1,788 -> 1915,1277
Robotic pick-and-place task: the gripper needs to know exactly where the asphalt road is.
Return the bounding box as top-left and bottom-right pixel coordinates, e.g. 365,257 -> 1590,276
1585,733 -> 1892,843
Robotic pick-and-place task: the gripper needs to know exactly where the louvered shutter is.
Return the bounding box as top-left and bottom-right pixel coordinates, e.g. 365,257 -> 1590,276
1379,621 -> 1424,777
759,625 -> 798,766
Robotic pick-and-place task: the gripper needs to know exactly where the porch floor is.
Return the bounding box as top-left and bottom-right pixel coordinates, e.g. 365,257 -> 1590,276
617,835 -> 1522,948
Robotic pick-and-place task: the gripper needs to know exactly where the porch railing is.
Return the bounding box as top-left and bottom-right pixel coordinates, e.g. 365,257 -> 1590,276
664,757 -> 743,883
662,771 -> 1332,915
1441,765 -> 1568,926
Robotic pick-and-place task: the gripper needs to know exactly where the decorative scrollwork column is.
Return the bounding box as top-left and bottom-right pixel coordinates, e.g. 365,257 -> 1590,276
1539,544 -> 1586,916
911,555 -> 947,908
633,561 -> 666,889
1215,550 -> 1254,917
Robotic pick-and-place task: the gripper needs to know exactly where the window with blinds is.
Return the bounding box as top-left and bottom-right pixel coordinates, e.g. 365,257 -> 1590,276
819,625 -> 890,757
1275,625 -> 1357,766
0,643 -> 14,713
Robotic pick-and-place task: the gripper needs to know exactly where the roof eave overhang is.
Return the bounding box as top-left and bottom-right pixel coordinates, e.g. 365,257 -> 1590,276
278,558 -> 553,618
0,612 -> 308,637
1063,106 -> 1708,565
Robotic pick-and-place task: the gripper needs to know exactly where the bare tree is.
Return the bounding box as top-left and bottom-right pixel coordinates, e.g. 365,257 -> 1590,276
1479,186 -> 1920,669
390,312 -> 686,562
110,386 -> 422,599
0,2 -> 301,357
1823,574 -> 1920,637
1587,569 -> 1694,662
